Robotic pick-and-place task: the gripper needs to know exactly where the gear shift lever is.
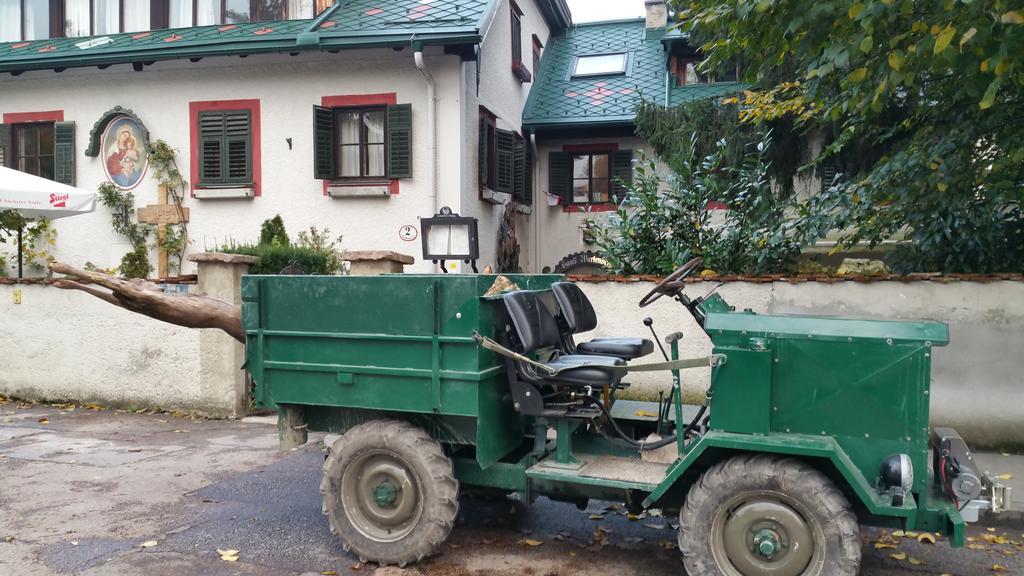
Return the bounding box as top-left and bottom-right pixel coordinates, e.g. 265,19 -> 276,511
643,317 -> 671,361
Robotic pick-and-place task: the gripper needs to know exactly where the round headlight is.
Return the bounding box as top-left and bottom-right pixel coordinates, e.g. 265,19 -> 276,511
880,453 -> 914,491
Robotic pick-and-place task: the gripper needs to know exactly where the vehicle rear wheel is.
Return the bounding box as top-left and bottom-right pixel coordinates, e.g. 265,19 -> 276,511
320,419 -> 459,566
678,454 -> 860,576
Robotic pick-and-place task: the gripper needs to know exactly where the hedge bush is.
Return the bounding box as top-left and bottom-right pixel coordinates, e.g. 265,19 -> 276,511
222,242 -> 336,275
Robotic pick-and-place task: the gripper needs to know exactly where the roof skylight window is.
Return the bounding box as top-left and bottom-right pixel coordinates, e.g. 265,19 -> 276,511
572,53 -> 627,78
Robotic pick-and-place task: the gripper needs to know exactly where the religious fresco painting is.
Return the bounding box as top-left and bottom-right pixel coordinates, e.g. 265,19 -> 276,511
102,115 -> 148,190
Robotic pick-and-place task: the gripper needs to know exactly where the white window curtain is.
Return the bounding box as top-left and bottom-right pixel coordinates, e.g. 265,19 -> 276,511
0,0 -> 21,43
123,2 -> 151,33
338,112 -> 360,177
170,0 -> 194,27
288,0 -> 314,19
24,0 -> 50,40
94,0 -> 120,35
364,111 -> 385,177
65,0 -> 91,37
196,0 -> 220,26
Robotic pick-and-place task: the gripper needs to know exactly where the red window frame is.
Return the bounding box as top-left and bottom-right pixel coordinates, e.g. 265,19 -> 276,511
3,110 -> 64,178
478,107 -> 497,195
320,93 -> 399,196
188,99 -> 261,197
560,142 -> 619,213
532,35 -> 543,79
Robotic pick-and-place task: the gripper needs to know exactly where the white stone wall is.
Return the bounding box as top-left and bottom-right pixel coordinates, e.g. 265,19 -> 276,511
0,283 -> 207,412
1,47 -> 467,276
576,279 -> 1024,448
4,278 -> 1021,447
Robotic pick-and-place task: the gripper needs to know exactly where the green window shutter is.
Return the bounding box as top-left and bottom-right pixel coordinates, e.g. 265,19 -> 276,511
387,103 -> 412,179
612,149 -> 634,203
495,128 -> 515,194
199,110 -> 252,186
523,142 -> 534,206
54,121 -> 76,186
0,124 -> 9,168
512,136 -> 526,203
478,117 -> 489,187
548,151 -> 573,205
313,105 -> 335,180
199,111 -> 225,184
224,110 -> 251,184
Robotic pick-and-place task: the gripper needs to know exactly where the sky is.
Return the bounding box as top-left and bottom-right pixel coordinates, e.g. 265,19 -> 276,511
564,0 -> 645,23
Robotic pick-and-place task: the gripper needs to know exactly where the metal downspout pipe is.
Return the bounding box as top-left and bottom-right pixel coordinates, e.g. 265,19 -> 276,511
413,41 -> 439,214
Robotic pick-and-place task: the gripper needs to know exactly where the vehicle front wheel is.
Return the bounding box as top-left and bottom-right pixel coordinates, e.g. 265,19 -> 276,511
678,454 -> 861,576
320,419 -> 459,566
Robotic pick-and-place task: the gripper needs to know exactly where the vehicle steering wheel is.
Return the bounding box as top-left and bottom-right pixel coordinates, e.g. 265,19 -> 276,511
638,257 -> 704,308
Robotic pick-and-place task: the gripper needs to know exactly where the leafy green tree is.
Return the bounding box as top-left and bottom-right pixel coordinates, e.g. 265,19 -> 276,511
591,134 -> 798,275
677,0 -> 1024,272
259,215 -> 289,246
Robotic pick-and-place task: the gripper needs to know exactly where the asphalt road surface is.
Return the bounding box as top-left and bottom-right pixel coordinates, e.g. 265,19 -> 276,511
1,401 -> 1022,576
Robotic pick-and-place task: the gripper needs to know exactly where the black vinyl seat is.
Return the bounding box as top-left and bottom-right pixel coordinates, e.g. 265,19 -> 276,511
502,290 -> 624,388
550,282 -> 654,361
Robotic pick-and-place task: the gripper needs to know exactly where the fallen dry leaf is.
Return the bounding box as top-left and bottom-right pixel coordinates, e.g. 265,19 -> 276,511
518,538 -> 544,546
139,540 -> 158,548
992,565 -> 1007,572
890,552 -> 907,561
216,549 -> 240,562
917,533 -> 937,544
909,557 -> 925,565
588,514 -> 604,520
995,473 -> 1013,481
892,530 -> 906,537
874,542 -> 898,550
37,418 -> 49,424
350,563 -> 363,571
3,536 -> 14,543
983,533 -> 1009,545
322,571 -> 338,575
659,539 -> 676,550
568,551 -> 577,558
968,543 -> 988,550
634,410 -> 659,418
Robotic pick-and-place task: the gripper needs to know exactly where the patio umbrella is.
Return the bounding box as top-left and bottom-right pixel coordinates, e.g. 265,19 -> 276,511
0,166 -> 97,277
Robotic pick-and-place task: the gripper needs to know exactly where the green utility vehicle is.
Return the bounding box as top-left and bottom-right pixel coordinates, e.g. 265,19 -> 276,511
241,258 -> 1010,576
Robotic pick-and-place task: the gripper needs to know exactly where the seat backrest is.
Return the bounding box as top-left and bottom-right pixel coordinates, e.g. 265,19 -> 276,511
503,290 -> 561,353
551,282 -> 597,334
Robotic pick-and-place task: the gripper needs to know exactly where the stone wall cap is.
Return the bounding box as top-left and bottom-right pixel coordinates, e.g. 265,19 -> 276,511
343,250 -> 415,265
189,252 -> 261,264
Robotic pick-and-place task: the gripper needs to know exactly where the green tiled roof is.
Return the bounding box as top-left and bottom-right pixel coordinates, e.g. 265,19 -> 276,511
523,19 -> 743,129
0,0 -> 494,73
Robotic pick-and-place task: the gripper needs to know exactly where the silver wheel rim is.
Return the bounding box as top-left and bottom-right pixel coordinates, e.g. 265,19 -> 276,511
710,489 -> 825,576
340,449 -> 423,543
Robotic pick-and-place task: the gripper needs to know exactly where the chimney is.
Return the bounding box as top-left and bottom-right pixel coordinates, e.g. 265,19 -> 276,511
645,0 -> 668,28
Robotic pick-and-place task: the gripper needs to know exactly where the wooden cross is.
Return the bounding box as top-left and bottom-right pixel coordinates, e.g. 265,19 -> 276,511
137,186 -> 189,279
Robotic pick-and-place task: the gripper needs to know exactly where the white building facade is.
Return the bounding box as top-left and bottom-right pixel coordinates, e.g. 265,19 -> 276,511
0,0 -> 571,276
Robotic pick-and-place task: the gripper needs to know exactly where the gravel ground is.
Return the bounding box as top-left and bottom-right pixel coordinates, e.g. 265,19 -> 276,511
1,399 -> 1021,576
